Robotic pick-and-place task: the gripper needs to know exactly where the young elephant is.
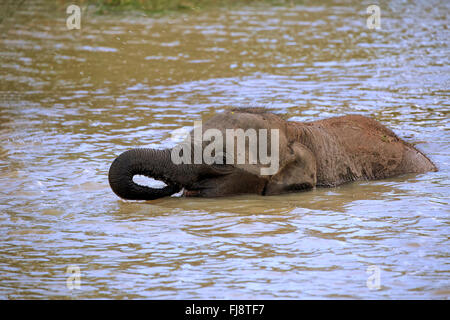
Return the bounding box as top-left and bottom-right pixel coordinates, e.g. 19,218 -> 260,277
108,108 -> 437,200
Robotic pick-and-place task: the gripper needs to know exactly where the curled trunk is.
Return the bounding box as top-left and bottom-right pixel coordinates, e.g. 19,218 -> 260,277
108,148 -> 182,200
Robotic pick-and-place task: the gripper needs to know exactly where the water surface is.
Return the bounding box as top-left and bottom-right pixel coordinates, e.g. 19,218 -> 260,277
0,0 -> 449,299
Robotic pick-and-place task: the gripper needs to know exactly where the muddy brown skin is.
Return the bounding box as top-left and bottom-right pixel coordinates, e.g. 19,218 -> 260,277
108,109 -> 437,200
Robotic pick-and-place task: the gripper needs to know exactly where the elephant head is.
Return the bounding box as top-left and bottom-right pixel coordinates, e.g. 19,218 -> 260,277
108,109 -> 318,200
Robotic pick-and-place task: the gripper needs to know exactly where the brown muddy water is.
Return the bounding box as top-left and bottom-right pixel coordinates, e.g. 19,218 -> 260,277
0,0 -> 449,299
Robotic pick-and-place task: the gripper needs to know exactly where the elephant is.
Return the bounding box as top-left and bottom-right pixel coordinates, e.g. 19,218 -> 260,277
108,108 -> 437,200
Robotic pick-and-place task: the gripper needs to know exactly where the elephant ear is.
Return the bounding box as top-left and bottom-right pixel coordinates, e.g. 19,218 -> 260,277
264,142 -> 317,195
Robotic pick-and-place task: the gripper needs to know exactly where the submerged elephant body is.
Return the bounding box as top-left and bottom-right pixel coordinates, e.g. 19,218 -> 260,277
108,109 -> 436,200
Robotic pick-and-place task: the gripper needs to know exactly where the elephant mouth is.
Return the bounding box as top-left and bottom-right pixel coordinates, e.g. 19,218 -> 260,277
183,189 -> 201,197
